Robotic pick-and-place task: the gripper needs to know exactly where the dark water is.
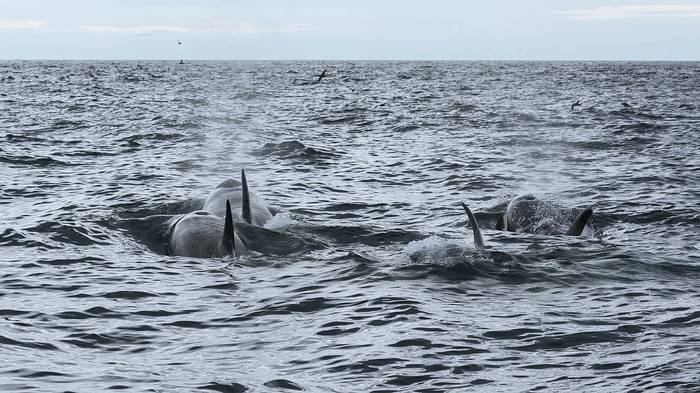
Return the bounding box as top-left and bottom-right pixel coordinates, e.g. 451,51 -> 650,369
1,61 -> 699,392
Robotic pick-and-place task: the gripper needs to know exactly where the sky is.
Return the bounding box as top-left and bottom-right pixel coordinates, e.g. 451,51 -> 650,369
1,0 -> 699,60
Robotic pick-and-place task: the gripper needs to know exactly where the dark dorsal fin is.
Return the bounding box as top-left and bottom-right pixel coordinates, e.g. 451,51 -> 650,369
461,202 -> 485,251
241,168 -> 252,225
566,207 -> 593,236
222,199 -> 235,254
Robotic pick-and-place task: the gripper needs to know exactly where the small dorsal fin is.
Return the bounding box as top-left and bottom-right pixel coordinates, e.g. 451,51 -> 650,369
241,169 -> 252,225
461,202 -> 485,251
221,199 -> 235,254
566,207 -> 593,236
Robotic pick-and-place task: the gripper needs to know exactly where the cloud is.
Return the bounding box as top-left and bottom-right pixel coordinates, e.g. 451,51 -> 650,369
77,23 -> 312,36
213,23 -> 312,35
78,25 -> 189,35
555,5 -> 700,20
0,19 -> 48,30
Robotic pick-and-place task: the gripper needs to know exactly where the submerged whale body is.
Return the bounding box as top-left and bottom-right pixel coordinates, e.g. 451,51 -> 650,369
497,195 -> 593,236
203,169 -> 273,226
168,200 -> 245,258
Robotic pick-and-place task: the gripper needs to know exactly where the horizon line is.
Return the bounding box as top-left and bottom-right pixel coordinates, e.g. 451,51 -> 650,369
1,58 -> 699,62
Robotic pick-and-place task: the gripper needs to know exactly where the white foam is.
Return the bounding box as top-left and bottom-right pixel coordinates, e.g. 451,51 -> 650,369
403,235 -> 456,255
263,211 -> 298,230
400,235 -> 476,267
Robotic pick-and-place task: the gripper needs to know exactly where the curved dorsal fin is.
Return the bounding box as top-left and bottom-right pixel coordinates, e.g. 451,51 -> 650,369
566,207 -> 593,236
221,199 -> 235,254
461,202 -> 485,251
241,169 -> 252,225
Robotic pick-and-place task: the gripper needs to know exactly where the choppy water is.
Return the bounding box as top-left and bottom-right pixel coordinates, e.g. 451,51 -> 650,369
1,61 -> 699,392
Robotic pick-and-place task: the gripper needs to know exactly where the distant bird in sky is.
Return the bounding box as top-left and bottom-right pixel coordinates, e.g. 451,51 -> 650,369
177,40 -> 182,45
571,100 -> 581,111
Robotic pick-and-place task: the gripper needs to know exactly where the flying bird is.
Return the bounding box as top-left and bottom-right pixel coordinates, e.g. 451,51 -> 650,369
177,40 -> 182,45
315,69 -> 328,84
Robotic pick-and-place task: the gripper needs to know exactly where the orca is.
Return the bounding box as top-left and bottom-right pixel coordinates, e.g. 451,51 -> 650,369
495,195 -> 593,236
168,200 -> 245,258
202,169 -> 273,226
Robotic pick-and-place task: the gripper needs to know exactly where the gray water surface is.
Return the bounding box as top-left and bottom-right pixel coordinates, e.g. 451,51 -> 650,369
1,61 -> 699,392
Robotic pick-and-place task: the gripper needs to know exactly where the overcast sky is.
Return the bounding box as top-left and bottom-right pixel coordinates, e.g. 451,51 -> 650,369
1,0 -> 699,60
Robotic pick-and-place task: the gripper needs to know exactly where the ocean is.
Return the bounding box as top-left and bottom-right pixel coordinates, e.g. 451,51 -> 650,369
1,60 -> 699,392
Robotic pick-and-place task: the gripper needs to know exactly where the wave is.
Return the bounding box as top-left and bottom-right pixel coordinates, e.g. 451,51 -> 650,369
0,153 -> 76,167
253,140 -> 342,161
26,221 -> 111,246
0,228 -> 59,249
